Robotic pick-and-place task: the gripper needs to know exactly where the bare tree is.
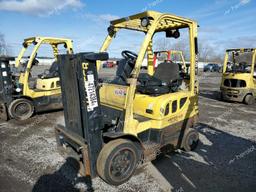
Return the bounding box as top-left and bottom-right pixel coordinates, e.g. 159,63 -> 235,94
210,53 -> 223,63
155,37 -> 223,63
199,42 -> 213,62
0,33 -> 7,56
172,39 -> 190,60
155,38 -> 171,51
154,37 -> 190,60
198,42 -> 223,63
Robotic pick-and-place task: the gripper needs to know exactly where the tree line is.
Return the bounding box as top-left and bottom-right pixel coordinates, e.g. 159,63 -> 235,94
154,38 -> 223,63
0,33 -> 7,56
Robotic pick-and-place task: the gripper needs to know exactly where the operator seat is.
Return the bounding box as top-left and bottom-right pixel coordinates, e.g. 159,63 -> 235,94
137,62 -> 181,95
111,59 -> 135,85
38,61 -> 59,79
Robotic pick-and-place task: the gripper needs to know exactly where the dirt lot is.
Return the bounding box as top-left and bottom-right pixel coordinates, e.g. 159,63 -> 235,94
0,72 -> 255,192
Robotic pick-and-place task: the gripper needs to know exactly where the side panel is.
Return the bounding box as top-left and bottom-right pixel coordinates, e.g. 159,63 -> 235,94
100,83 -> 128,109
33,94 -> 62,112
137,115 -> 198,148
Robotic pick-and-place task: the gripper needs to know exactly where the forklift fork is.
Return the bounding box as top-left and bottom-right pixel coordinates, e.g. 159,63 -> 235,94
55,125 -> 91,176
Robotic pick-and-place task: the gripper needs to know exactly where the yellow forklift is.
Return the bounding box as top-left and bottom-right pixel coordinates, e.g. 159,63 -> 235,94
56,11 -> 199,186
220,48 -> 256,105
153,50 -> 186,70
0,37 -> 73,120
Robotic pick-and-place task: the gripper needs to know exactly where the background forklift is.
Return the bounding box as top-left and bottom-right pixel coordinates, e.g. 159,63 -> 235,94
141,49 -> 187,70
0,36 -> 73,120
220,48 -> 256,105
56,11 -> 199,186
153,50 -> 186,70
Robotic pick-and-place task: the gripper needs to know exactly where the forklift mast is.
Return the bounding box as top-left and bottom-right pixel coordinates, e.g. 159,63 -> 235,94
0,57 -> 14,101
0,57 -> 15,120
56,52 -> 109,177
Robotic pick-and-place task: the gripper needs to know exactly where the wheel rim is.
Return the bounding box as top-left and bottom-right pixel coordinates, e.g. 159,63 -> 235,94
109,148 -> 135,182
187,133 -> 198,149
13,101 -> 32,119
247,96 -> 254,105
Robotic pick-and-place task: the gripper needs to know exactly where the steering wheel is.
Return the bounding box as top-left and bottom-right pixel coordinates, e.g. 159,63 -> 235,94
121,50 -> 138,61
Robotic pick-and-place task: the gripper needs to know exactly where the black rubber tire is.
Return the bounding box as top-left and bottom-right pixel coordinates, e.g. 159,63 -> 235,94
97,139 -> 139,186
182,128 -> 199,152
8,98 -> 34,120
244,94 -> 255,105
0,103 -> 8,120
219,92 -> 224,101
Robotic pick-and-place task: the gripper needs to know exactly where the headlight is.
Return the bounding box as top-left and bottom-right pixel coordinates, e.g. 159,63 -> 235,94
172,30 -> 180,39
141,17 -> 150,27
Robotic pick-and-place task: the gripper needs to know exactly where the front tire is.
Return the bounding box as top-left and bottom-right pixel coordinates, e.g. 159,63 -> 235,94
244,94 -> 255,105
97,139 -> 139,186
219,92 -> 224,101
182,128 -> 199,152
8,98 -> 34,120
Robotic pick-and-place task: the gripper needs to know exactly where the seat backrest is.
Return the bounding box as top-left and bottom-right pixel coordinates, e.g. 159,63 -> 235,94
49,61 -> 58,73
111,59 -> 135,85
153,62 -> 180,83
39,61 -> 59,79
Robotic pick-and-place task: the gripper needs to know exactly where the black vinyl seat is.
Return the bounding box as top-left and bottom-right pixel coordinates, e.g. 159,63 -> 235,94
38,61 -> 59,79
111,59 -> 182,95
137,62 -> 181,95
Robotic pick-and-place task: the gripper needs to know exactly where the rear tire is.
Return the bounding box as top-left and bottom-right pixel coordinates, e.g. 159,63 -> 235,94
219,92 -> 224,101
0,103 -> 8,120
97,139 -> 139,186
8,98 -> 34,120
244,94 -> 255,105
182,128 -> 199,152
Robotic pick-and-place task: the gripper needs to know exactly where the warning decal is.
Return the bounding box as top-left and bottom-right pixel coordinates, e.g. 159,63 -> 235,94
85,74 -> 98,111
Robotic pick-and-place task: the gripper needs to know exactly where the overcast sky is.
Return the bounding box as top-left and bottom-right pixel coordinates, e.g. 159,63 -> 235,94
0,0 -> 255,57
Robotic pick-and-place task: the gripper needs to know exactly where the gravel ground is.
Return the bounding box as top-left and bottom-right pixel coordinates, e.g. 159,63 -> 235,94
154,72 -> 256,192
0,72 -> 255,192
0,114 -> 162,192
